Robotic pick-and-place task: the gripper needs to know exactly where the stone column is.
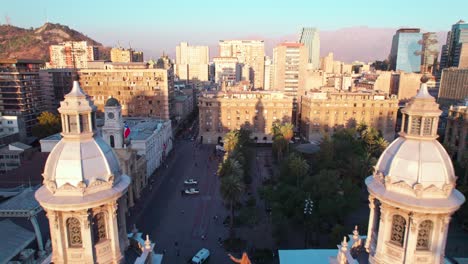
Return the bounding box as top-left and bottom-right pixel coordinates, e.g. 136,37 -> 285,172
400,114 -> 406,133
108,201 -> 123,262
30,215 -> 45,256
79,210 -> 94,263
436,215 -> 451,264
76,115 -> 81,133
374,203 -> 389,260
47,210 -> 64,263
365,195 -> 376,253
404,213 -> 419,263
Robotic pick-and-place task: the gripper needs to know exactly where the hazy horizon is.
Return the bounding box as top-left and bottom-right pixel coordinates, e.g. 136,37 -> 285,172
2,0 -> 465,62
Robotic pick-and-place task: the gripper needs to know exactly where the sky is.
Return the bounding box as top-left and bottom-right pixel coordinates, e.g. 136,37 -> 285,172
2,0 -> 468,60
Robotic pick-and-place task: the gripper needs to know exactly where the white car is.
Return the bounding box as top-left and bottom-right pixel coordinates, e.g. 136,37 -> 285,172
185,188 -> 200,195
184,179 -> 198,185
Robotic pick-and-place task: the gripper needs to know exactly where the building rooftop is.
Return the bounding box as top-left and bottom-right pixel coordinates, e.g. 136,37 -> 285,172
0,59 -> 44,64
0,152 -> 49,188
0,219 -> 36,263
0,187 -> 41,214
125,118 -> 169,141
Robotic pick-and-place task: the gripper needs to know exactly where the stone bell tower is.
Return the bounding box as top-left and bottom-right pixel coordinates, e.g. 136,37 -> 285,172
35,81 -> 131,264
364,76 -> 465,264
103,97 -> 124,149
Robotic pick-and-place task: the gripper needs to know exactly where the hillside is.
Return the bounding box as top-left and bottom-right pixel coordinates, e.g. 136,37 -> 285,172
0,23 -> 110,61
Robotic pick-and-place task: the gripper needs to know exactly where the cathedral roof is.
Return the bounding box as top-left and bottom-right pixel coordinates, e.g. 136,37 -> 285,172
39,81 -> 126,197
367,77 -> 465,206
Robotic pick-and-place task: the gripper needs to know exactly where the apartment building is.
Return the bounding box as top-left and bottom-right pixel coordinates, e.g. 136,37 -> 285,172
77,62 -> 174,120
49,41 -> 98,68
438,68 -> 468,107
219,40 -> 265,89
444,102 -> 468,163
272,42 -> 308,97
301,92 -> 399,142
0,59 -> 45,139
175,42 -> 209,82
213,57 -> 240,85
198,91 -> 293,144
110,47 -> 144,63
39,68 -> 74,113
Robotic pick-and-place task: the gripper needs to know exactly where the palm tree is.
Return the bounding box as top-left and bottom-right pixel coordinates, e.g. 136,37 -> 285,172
218,158 -> 243,179
288,153 -> 309,187
220,174 -> 245,237
224,130 -> 239,155
272,135 -> 288,161
280,123 -> 294,153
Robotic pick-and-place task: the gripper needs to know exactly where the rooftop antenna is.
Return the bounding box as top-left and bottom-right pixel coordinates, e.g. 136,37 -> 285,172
5,14 -> 11,26
117,40 -> 121,48
128,41 -> 132,50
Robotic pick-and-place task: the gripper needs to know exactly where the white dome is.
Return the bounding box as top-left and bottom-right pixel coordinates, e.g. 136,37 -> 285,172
43,136 -> 121,193
376,136 -> 455,191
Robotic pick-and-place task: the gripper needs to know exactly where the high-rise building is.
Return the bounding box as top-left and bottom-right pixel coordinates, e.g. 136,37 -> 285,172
440,20 -> 468,71
389,28 -> 423,73
272,42 -> 308,97
320,52 -> 334,73
39,69 -> 75,113
420,32 -> 439,74
299,27 -> 320,69
390,72 -> 423,102
78,62 -> 174,120
35,81 -> 131,263
0,59 -> 45,139
263,56 -> 273,90
438,68 -> 468,106
213,57 -> 240,86
175,42 -> 209,82
110,47 -> 144,63
198,91 -> 293,144
49,41 -> 98,69
219,40 -> 265,89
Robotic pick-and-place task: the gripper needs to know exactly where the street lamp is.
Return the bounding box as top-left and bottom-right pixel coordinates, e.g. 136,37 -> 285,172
304,197 -> 313,247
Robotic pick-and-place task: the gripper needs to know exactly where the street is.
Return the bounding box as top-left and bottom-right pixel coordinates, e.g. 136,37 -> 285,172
130,139 -> 231,263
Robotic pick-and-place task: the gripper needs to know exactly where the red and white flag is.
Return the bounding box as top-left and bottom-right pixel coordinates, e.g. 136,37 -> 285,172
124,123 -> 131,139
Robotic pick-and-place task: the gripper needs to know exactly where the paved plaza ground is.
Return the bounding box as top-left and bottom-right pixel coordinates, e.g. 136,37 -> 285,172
125,138 -> 468,263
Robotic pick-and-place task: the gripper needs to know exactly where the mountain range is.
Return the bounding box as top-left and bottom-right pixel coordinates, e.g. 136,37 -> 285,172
0,23 -> 447,63
0,23 -> 109,61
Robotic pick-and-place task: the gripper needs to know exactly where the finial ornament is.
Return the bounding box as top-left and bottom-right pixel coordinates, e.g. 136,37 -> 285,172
420,74 -> 429,84
145,234 -> 151,249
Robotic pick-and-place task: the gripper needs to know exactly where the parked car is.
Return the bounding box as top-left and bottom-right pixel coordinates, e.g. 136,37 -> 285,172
185,188 -> 200,195
184,179 -> 198,185
191,248 -> 210,264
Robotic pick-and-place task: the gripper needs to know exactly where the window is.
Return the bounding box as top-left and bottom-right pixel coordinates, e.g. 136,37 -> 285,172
390,214 -> 406,247
411,116 -> 422,135
7,121 -> 13,124
79,114 -> 90,133
69,115 -> 78,133
67,217 -> 82,247
422,118 -> 432,136
93,212 -> 107,243
416,220 -> 433,250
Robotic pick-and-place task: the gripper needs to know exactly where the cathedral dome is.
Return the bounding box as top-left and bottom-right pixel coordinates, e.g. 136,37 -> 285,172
43,136 -> 122,194
375,136 -> 455,191
367,79 -> 462,202
41,81 -> 123,195
105,97 -> 120,107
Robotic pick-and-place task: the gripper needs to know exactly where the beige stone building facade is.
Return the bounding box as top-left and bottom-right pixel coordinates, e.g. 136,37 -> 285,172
219,40 -> 265,89
301,92 -> 398,141
78,62 -> 174,120
198,91 -> 293,144
272,42 -> 308,97
438,68 -> 468,107
390,72 -> 423,102
444,102 -> 468,163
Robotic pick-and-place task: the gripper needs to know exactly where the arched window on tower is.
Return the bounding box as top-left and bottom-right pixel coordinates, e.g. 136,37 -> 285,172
92,212 -> 107,243
390,214 -> 406,247
417,220 -> 433,250
110,135 -> 115,148
66,217 -> 82,247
